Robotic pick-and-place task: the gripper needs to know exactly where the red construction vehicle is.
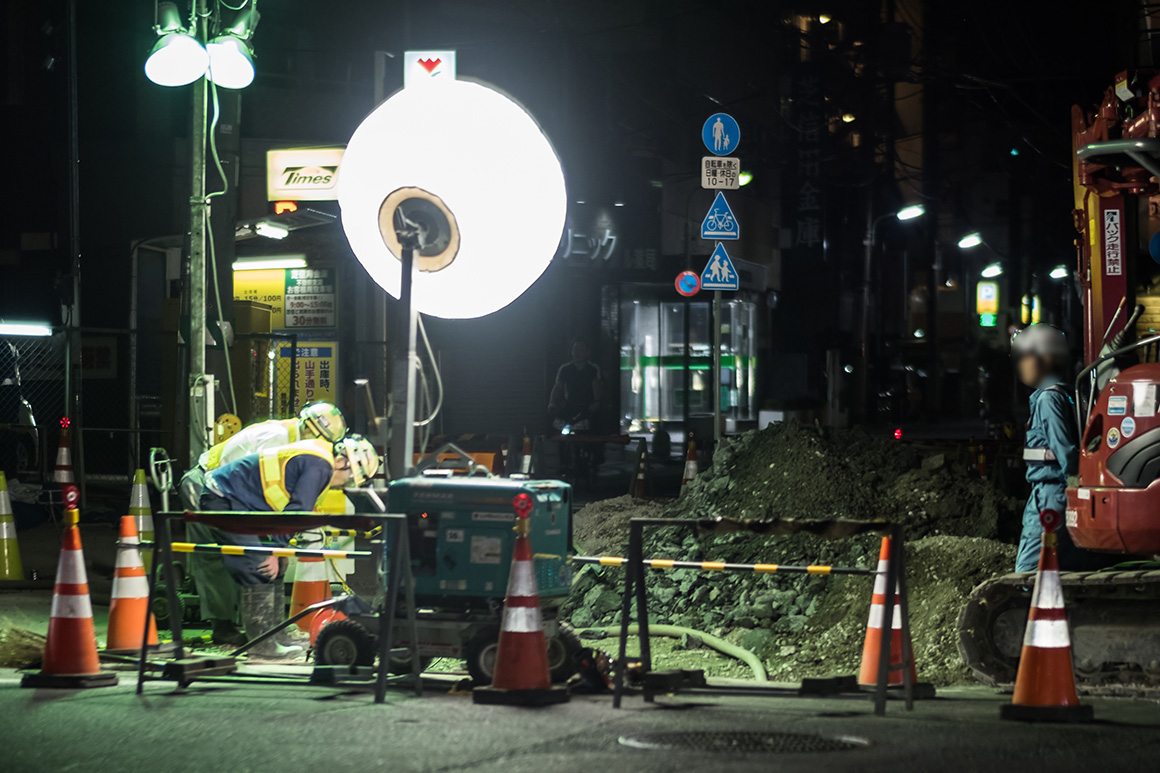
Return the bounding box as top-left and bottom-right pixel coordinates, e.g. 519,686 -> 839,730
959,71 -> 1160,687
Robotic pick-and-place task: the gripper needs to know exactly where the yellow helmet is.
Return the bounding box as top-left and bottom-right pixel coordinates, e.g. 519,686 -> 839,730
299,402 -> 346,442
334,433 -> 380,487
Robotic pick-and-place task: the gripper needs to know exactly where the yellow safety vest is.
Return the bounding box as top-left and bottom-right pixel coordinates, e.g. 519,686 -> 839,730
204,419 -> 300,471
259,439 -> 334,511
314,489 -> 349,514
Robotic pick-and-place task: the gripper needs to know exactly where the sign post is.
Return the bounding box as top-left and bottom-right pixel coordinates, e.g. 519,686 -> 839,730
699,113 -> 741,445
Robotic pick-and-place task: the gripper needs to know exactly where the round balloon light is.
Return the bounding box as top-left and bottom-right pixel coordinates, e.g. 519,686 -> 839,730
338,80 -> 567,319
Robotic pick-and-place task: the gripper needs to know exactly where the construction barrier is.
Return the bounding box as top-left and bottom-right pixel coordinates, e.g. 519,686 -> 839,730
607,516 -> 926,716
322,526 -> 381,539
573,556 -> 872,576
159,542 -> 371,560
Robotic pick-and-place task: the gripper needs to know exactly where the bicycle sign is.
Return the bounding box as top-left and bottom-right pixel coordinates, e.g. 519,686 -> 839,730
701,192 -> 739,240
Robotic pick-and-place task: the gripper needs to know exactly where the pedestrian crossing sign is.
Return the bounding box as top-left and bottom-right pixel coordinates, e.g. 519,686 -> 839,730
701,192 -> 739,240
700,243 -> 739,291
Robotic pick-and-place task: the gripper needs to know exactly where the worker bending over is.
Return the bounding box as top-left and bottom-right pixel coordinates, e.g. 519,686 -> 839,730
178,402 -> 346,646
199,434 -> 378,659
1011,325 -> 1084,572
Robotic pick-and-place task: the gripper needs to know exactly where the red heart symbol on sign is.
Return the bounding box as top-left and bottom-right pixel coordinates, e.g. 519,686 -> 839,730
418,58 -> 441,73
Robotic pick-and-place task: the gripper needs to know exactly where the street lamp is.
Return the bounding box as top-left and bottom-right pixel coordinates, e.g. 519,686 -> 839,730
981,262 -> 1003,278
859,203 -> 926,417
1049,265 -> 1069,280
142,0 -> 262,466
738,171 -> 754,186
957,232 -> 983,249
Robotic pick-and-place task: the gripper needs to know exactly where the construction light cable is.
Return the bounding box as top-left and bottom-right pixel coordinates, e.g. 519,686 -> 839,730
413,314 -> 443,428
203,79 -> 238,416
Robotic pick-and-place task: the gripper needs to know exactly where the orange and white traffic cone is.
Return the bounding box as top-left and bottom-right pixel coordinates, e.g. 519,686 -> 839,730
129,469 -> 154,571
53,427 -> 74,486
21,492 -> 118,688
858,536 -> 918,687
680,440 -> 698,495
105,516 -> 158,653
473,492 -> 569,706
0,471 -> 24,581
631,439 -> 647,498
1000,510 -> 1093,722
290,555 -> 332,632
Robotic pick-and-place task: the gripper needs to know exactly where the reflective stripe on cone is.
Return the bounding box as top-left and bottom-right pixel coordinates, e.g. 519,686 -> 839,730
105,516 -> 158,651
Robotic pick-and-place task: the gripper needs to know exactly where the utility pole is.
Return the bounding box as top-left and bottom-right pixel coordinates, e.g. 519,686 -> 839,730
187,0 -> 210,467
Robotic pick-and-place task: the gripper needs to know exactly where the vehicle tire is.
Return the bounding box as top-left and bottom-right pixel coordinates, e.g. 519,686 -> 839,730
313,618 -> 376,667
545,622 -> 582,683
462,626 -> 500,685
387,653 -> 435,675
151,585 -> 185,628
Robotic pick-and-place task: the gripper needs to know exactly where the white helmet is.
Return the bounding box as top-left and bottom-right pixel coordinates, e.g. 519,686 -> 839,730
299,402 -> 346,442
1010,324 -> 1069,360
334,433 -> 380,487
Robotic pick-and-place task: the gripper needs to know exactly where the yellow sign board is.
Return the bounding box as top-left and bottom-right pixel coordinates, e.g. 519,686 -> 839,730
976,281 -> 999,315
277,341 -> 338,415
234,269 -> 286,329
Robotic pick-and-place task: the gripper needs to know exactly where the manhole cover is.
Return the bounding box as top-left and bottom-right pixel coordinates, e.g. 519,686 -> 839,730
618,731 -> 870,754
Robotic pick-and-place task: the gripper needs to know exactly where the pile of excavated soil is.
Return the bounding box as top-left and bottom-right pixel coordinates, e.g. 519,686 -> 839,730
669,423 -> 1017,538
573,495 -> 671,557
562,423 -> 1020,685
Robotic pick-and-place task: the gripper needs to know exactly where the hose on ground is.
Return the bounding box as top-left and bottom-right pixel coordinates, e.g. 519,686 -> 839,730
579,624 -> 768,682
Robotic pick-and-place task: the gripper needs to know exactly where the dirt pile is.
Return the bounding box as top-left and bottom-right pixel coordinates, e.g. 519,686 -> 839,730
562,423 -> 1021,685
671,422 -> 1017,539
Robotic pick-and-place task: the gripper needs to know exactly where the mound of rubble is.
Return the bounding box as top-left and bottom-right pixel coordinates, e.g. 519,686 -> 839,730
563,422 -> 1021,686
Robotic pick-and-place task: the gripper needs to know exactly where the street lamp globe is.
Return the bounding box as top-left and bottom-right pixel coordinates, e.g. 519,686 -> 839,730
206,35 -> 255,89
896,204 -> 925,221
957,232 -> 982,249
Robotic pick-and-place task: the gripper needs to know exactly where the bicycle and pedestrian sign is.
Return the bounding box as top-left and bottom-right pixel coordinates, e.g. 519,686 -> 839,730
700,243 -> 739,291
701,192 -> 739,240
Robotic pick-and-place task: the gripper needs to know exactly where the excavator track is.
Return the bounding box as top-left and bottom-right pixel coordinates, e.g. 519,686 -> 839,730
957,568 -> 1160,690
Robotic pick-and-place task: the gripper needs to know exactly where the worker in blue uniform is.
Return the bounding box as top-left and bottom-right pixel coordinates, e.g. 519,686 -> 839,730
1011,324 -> 1083,572
201,435 -> 379,658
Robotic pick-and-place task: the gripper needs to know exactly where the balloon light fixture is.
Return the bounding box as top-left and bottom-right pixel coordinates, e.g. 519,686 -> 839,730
338,79 -> 568,319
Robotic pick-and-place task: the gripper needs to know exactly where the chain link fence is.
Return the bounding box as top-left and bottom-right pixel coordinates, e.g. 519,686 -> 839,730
240,333 -> 297,421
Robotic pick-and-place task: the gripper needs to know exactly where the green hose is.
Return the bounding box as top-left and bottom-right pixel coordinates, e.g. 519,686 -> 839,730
579,624 -> 768,682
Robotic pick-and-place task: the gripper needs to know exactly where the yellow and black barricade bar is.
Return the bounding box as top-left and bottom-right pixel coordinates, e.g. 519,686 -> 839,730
572,555 -> 871,576
142,541 -> 372,560
322,526 -> 382,539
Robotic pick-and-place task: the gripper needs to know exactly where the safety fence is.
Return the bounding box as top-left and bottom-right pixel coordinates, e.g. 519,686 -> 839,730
242,333 -> 297,421
0,326 -> 167,488
607,516 -> 920,716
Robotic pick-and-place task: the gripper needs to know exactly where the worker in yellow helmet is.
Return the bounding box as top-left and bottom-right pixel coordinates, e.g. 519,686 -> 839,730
177,402 -> 346,647
199,434 -> 379,659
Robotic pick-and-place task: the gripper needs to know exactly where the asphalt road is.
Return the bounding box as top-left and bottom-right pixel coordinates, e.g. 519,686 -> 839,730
4,669 -> 1160,773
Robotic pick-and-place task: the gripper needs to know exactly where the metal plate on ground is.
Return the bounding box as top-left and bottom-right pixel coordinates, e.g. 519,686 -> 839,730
618,731 -> 870,754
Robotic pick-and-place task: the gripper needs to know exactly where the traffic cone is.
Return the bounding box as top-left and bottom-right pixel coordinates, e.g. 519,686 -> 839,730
1000,510 -> 1093,722
129,469 -> 154,571
290,556 -> 332,632
0,472 -> 24,581
53,428 -> 74,485
105,516 -> 158,653
631,439 -> 647,498
473,493 -> 569,706
680,440 -> 698,495
858,536 -> 918,687
21,506 -> 118,688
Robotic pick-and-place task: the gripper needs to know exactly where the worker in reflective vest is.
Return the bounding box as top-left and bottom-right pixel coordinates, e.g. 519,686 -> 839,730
199,435 -> 379,659
177,402 -> 346,647
1011,325 -> 1083,572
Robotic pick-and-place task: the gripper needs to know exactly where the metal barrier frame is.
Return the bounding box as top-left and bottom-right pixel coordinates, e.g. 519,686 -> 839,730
611,518 -> 917,716
135,505 -> 419,704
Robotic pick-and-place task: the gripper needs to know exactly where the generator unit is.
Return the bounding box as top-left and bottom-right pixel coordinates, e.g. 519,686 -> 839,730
389,476 -> 573,607
314,476 -> 579,685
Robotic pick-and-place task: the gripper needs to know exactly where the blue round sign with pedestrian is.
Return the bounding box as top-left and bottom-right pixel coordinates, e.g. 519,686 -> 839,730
702,113 -> 740,156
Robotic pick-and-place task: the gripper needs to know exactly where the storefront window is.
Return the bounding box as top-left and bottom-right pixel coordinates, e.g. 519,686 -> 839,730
620,293 -> 756,433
